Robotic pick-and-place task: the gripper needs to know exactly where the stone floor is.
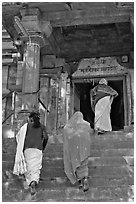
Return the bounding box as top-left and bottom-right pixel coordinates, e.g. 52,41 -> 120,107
2,126 -> 134,202
2,172 -> 134,202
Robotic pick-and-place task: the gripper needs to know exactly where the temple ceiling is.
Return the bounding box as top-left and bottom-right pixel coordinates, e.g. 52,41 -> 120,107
2,2 -> 134,63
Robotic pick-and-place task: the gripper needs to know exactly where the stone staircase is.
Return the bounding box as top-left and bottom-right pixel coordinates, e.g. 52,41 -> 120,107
2,126 -> 134,202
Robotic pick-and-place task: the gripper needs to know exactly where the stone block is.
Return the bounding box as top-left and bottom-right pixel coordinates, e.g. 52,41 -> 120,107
42,55 -> 56,68
55,58 -> 65,67
16,61 -> 23,86
2,138 -> 16,154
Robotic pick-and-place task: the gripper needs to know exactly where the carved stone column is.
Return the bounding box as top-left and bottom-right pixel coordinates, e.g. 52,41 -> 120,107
19,8 -> 48,111
22,36 -> 43,110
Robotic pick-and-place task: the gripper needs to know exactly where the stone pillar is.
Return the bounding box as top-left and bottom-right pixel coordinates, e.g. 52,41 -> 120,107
2,65 -> 9,94
39,77 -> 50,126
22,36 -> 42,110
16,61 -> 23,87
19,8 -> 47,111
57,73 -> 68,128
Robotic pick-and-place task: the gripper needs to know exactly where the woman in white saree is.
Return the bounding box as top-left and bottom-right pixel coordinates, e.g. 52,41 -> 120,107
90,78 -> 118,134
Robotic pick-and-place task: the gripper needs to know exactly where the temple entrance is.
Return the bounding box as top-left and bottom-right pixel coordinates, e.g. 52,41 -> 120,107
73,76 -> 127,131
72,57 -> 132,130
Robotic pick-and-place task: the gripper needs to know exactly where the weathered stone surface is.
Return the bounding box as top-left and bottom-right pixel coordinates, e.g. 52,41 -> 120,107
2,138 -> 16,154
3,173 -> 134,189
2,157 -> 134,179
16,61 -> 23,86
2,182 -> 134,202
91,140 -> 134,149
2,65 -> 9,93
3,154 -> 133,167
7,64 -> 17,89
2,129 -> 134,202
90,148 -> 134,157
55,58 -> 65,67
42,55 -> 56,68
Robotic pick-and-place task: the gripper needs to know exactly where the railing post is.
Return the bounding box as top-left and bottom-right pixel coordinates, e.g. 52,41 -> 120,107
11,91 -> 16,126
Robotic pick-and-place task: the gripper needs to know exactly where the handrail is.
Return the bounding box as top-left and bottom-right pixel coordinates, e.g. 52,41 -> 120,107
2,90 -> 14,100
38,98 -> 50,112
2,96 -> 49,125
2,109 -> 31,125
2,110 -> 14,124
2,91 -> 17,125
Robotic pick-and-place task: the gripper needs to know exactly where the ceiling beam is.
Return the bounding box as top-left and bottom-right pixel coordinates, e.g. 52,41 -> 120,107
59,40 -> 133,62
62,50 -> 133,63
130,13 -> 134,33
42,7 -> 133,27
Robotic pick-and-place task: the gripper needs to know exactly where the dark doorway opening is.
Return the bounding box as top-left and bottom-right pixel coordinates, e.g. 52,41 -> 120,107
75,79 -> 124,131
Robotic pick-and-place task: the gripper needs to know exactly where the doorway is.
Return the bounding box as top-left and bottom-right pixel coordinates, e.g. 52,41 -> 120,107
73,77 -> 125,131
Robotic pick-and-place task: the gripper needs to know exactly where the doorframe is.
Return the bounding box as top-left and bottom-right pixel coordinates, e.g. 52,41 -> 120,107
71,73 -> 132,127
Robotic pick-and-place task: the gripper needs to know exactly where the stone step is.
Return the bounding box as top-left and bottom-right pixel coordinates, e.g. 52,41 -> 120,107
39,176 -> 134,189
41,142 -> 134,159
2,127 -> 134,140
55,131 -> 134,144
48,133 -> 134,149
2,127 -> 134,202
2,128 -> 134,153
2,148 -> 134,160
45,142 -> 134,155
2,180 -> 134,202
3,172 -> 133,188
90,148 -> 134,157
3,155 -> 134,167
91,139 -> 133,149
45,148 -> 134,158
28,185 -> 134,202
2,147 -> 134,160
3,161 -> 134,179
93,130 -> 134,140
2,139 -> 134,157
2,138 -> 16,154
40,166 -> 134,179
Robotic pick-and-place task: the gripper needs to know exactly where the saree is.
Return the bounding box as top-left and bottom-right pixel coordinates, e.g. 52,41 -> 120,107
90,83 -> 118,113
24,148 -> 43,185
13,123 -> 28,176
90,79 -> 118,132
13,123 -> 43,186
95,96 -> 112,132
63,111 -> 92,184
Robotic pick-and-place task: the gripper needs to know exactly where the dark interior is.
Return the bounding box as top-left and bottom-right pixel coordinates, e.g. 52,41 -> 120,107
75,79 -> 124,131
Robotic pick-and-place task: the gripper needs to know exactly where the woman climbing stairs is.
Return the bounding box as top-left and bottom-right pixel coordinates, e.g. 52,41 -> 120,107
2,126 -> 134,201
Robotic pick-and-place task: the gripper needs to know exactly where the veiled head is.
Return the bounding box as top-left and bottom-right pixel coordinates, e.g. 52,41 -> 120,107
99,78 -> 107,85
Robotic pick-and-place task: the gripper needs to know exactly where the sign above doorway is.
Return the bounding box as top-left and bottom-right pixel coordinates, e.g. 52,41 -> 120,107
72,57 -> 128,78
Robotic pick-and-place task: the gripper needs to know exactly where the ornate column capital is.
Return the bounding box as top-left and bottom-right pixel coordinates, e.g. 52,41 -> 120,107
17,7 -> 53,48
25,34 -> 46,48
20,7 -> 40,17
14,7 -> 59,55
20,7 -> 52,38
20,8 -> 41,33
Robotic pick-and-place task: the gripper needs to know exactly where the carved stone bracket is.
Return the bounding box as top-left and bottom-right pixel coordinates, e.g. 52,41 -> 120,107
19,7 -> 59,55
18,8 -> 51,48
25,34 -> 46,48
20,8 -> 41,33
